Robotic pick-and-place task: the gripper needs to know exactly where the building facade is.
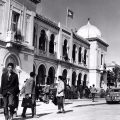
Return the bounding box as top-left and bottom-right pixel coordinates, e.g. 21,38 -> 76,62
0,0 -> 40,88
0,0 -> 109,90
33,15 -> 90,88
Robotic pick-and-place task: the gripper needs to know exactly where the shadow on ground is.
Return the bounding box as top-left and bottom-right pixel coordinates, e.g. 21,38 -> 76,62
13,112 -> 52,120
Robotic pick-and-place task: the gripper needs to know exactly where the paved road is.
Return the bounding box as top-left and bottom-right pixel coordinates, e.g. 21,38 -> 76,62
39,103 -> 120,120
1,99 -> 120,120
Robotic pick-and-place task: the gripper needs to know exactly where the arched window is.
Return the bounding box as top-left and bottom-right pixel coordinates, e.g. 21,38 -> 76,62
39,30 -> 46,51
72,44 -> 76,62
37,64 -> 46,85
63,39 -> 68,61
84,49 -> 87,64
49,34 -> 55,54
77,73 -> 82,86
83,74 -> 87,89
78,47 -> 82,63
72,71 -> 76,86
33,26 -> 37,47
47,67 -> 55,85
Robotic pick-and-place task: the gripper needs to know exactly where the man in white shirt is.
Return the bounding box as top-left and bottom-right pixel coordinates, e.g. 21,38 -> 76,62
56,76 -> 65,113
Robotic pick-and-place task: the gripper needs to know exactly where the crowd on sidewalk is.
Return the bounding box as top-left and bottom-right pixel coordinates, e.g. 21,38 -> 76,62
0,62 -> 106,120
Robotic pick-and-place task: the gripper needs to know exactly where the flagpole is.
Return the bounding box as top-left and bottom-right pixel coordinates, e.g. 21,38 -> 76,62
66,8 -> 68,28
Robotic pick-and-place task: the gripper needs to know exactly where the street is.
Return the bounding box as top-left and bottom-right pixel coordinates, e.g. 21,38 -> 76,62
39,103 -> 120,120
1,99 -> 120,120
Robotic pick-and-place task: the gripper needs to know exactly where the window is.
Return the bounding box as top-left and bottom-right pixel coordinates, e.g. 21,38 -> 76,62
63,39 -> 69,61
39,30 -> 46,51
84,49 -> 87,65
101,54 -> 103,65
33,26 -> 37,47
11,11 -> 20,32
72,44 -> 76,62
78,47 -> 82,63
0,2 -> 4,34
49,34 -> 55,54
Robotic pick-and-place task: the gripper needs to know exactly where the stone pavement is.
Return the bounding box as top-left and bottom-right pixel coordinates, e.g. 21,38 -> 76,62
0,98 -> 106,120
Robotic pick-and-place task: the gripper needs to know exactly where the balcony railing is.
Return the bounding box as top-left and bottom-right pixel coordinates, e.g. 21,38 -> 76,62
6,31 -> 22,43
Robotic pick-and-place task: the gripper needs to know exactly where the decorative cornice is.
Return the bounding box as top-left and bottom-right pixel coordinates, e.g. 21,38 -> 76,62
88,37 -> 109,47
36,14 -> 59,30
73,32 -> 90,46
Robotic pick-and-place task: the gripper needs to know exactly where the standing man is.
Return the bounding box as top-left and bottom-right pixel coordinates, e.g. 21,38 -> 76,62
56,76 -> 65,113
90,84 -> 97,102
0,63 -> 19,120
21,72 -> 38,118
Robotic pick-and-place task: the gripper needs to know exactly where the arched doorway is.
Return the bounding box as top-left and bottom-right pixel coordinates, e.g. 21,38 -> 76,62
47,67 -> 55,85
37,64 -> 46,85
5,54 -> 19,68
77,73 -> 82,86
83,74 -> 87,88
72,71 -> 76,86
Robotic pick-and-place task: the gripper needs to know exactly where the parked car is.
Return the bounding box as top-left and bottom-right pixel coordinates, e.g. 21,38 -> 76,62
106,87 -> 120,103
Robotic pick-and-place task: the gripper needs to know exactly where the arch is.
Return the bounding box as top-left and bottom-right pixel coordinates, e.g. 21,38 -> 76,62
47,66 -> 55,85
49,34 -> 55,54
72,44 -> 76,62
77,73 -> 82,86
83,74 -> 87,88
4,53 -> 21,69
37,64 -> 46,85
78,47 -> 82,63
39,29 -> 46,51
72,71 -> 76,86
62,69 -> 67,79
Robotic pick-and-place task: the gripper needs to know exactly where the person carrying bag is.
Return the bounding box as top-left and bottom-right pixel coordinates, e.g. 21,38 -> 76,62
21,72 -> 38,118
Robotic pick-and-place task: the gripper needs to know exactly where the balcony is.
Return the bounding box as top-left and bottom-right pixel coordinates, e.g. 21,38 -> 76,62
6,31 -> 23,49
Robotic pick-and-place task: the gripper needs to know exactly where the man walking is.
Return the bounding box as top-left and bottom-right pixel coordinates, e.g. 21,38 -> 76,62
21,72 -> 38,118
0,63 -> 19,120
90,84 -> 97,102
56,76 -> 65,113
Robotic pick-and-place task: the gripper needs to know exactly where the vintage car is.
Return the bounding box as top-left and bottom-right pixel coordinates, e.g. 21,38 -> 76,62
106,87 -> 120,103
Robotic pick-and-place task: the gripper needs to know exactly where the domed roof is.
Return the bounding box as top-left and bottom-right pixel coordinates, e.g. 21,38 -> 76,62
77,19 -> 102,39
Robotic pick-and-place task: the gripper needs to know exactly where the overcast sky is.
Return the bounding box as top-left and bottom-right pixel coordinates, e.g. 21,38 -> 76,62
37,0 -> 120,64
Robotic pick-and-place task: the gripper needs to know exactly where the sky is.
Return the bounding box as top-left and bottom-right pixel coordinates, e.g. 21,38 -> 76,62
37,0 -> 120,64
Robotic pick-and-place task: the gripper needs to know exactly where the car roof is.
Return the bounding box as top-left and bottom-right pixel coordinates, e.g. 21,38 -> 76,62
110,87 -> 120,90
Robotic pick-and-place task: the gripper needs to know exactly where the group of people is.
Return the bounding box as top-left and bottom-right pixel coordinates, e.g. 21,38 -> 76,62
0,63 -> 66,120
77,84 -> 97,101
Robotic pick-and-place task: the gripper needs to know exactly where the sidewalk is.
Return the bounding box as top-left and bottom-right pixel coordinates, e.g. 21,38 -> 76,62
0,98 -> 106,119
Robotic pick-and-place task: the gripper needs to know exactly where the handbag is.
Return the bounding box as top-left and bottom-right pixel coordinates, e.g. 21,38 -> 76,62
21,97 -> 32,108
52,96 -> 58,105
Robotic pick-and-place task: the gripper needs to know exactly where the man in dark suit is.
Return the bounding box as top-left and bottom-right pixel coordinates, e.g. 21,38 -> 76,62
0,63 -> 19,120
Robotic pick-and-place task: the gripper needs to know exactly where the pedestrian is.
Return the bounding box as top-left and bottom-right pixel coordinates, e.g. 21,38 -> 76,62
0,63 -> 20,120
56,76 -> 65,113
90,84 -> 97,102
21,72 -> 38,118
43,83 -> 50,104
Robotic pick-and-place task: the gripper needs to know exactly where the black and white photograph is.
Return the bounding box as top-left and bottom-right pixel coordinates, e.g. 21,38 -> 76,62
0,0 -> 120,120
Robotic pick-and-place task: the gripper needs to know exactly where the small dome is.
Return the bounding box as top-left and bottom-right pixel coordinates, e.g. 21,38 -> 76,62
77,19 -> 102,39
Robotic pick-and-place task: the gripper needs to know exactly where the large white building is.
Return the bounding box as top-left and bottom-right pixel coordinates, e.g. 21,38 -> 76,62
0,0 -> 109,90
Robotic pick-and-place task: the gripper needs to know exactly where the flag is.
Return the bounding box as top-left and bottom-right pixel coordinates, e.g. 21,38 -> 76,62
67,9 -> 74,19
